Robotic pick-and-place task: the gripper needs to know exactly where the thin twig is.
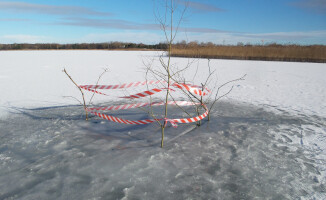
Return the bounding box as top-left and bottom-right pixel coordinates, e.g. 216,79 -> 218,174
208,74 -> 247,115
63,68 -> 88,120
62,96 -> 83,105
88,68 -> 109,105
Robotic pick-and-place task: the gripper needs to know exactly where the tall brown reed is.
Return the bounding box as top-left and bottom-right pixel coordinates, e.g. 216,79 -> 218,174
170,44 -> 326,63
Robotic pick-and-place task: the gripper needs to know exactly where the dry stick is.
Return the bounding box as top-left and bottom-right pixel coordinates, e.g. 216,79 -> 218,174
196,84 -> 205,126
158,67 -> 197,119
63,68 -> 88,120
191,59 -> 200,82
198,63 -> 216,123
170,59 -> 202,125
166,62 -> 195,119
170,55 -> 197,77
122,58 -> 164,127
62,96 -> 83,106
172,74 -> 212,124
88,68 -> 109,105
182,86 -> 203,126
207,74 -> 246,120
166,53 -> 199,122
176,64 -> 245,122
194,60 -> 215,125
170,78 -> 202,123
166,80 -> 201,125
207,86 -> 234,121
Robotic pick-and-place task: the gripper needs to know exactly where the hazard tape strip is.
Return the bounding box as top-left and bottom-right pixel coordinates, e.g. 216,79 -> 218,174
79,80 -> 165,96
120,88 -> 164,99
120,87 -> 176,99
86,102 -> 207,128
88,101 -> 199,111
79,86 -> 108,96
184,84 -> 211,94
80,81 -> 210,98
170,104 -> 208,125
79,80 -> 163,90
87,109 -> 157,125
172,83 -> 209,96
79,87 -> 176,99
80,80 -> 210,127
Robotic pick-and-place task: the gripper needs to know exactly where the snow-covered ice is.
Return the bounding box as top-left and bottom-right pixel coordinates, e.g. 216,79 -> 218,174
0,50 -> 325,199
0,50 -> 325,118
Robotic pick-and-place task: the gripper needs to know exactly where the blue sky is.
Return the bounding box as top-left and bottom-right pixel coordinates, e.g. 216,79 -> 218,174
0,0 -> 325,44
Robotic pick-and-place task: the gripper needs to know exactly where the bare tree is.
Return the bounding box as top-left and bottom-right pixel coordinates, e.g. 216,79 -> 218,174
148,0 -> 190,147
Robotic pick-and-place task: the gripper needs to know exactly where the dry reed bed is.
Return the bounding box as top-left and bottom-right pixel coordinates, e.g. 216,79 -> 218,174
170,45 -> 326,63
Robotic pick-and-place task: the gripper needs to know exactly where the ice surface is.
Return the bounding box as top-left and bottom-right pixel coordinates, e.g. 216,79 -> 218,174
0,101 -> 325,199
0,50 -> 325,199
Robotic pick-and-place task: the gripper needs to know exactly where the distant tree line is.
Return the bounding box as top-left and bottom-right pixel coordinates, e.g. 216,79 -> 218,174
1,41 -> 323,51
0,42 -> 169,50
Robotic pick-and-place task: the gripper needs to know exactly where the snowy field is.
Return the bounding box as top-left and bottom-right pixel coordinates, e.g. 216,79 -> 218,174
0,50 -> 325,199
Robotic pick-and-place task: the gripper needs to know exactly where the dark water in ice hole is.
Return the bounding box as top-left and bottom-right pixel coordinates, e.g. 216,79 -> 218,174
0,101 -> 325,199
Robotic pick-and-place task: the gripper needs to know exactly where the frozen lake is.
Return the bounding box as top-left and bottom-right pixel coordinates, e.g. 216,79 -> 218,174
0,50 -> 325,199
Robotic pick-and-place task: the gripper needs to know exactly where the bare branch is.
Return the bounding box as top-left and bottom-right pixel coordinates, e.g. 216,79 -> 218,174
63,68 -> 88,120
172,1 -> 188,41
88,68 -> 109,105
208,74 -> 247,117
62,96 -> 83,106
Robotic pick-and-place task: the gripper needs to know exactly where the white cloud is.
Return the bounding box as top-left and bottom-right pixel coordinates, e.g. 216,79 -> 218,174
0,34 -> 50,43
248,30 -> 325,38
237,30 -> 326,44
55,17 -> 228,34
174,30 -> 326,45
80,32 -> 165,44
1,30 -> 325,45
291,0 -> 326,15
55,17 -> 161,31
179,1 -> 225,13
79,30 -> 326,45
0,1 -> 112,16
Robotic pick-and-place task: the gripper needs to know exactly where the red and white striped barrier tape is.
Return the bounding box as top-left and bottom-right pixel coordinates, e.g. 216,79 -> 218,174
168,104 -> 208,126
79,86 -> 176,98
80,80 -> 209,127
88,101 -> 199,111
86,108 -> 158,125
86,103 -> 208,128
80,81 -> 210,98
172,83 -> 209,96
120,88 -> 176,99
79,86 -> 109,96
165,105 -> 208,128
80,80 -> 163,90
